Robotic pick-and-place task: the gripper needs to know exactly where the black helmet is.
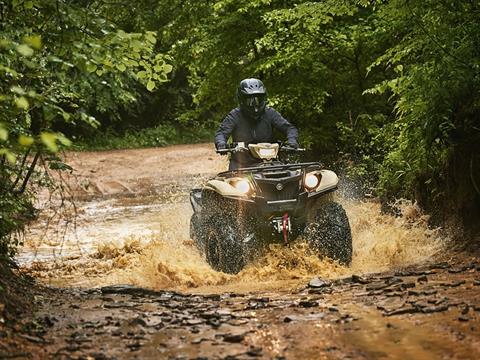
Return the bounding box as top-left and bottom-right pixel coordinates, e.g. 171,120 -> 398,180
237,78 -> 267,120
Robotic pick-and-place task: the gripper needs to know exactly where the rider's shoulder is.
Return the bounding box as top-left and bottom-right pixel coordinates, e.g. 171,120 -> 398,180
226,107 -> 242,119
264,107 -> 281,117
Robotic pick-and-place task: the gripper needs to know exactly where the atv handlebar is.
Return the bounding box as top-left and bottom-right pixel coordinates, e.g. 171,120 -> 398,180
216,144 -> 305,155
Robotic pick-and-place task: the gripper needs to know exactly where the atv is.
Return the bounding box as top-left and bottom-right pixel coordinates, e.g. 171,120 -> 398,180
189,142 -> 352,274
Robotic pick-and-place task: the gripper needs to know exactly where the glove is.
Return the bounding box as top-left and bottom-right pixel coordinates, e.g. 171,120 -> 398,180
216,143 -> 226,150
286,141 -> 299,149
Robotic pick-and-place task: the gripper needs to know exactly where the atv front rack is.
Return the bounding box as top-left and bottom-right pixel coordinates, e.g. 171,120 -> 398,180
217,161 -> 322,177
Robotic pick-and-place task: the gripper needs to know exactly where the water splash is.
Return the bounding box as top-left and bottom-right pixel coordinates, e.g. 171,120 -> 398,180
23,197 -> 446,292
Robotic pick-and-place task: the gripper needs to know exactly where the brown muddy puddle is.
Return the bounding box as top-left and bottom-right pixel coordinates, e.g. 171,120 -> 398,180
19,190 -> 446,295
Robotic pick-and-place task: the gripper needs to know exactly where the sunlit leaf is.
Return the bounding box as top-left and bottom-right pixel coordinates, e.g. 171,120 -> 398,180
0,149 -> 16,164
0,127 -> 7,141
40,132 -> 58,152
146,80 -> 155,92
11,86 -> 26,95
86,63 -> 97,73
24,35 -> 42,49
163,64 -> 173,74
18,134 -> 34,146
56,133 -> 72,147
15,97 -> 29,110
16,44 -> 34,57
116,63 -> 126,72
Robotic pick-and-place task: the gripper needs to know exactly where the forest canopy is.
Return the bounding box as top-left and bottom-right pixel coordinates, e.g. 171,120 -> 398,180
1,0 -> 479,257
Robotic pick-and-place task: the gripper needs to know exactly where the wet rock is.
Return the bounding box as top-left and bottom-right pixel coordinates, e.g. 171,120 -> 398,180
328,307 -> 339,312
19,334 -> 47,344
126,341 -> 142,351
366,282 -> 390,291
417,275 -> 428,283
246,347 -> 263,357
298,300 -> 318,308
384,306 -> 418,316
408,289 -> 437,296
473,279 -> 480,286
386,277 -> 403,285
421,305 -> 449,314
431,262 -> 450,269
351,274 -> 369,284
458,315 -> 470,322
228,319 -> 249,326
441,280 -> 466,288
185,318 -> 204,326
223,332 -> 247,343
283,315 -> 296,323
308,277 -> 331,289
207,318 -> 221,328
461,306 -> 470,315
103,301 -> 138,309
204,294 -> 221,301
101,284 -> 165,297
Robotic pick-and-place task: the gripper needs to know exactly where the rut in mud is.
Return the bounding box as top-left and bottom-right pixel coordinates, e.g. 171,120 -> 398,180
5,144 -> 479,359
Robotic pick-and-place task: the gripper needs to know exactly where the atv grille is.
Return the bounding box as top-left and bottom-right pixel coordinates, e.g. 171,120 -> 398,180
256,180 -> 300,201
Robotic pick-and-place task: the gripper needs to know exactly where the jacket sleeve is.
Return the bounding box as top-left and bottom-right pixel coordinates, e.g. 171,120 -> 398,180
270,109 -> 298,144
214,111 -> 236,148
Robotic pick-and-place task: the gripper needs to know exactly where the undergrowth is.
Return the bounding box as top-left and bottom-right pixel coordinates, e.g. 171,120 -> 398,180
74,124 -> 214,151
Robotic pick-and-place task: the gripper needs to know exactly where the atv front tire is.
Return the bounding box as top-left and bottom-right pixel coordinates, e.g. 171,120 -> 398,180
205,216 -> 252,274
304,202 -> 352,265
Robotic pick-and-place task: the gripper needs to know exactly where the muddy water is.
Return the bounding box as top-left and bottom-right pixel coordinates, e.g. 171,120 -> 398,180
19,190 -> 446,294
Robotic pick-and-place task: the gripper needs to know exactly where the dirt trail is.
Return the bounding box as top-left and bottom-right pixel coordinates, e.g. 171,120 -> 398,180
3,144 -> 480,359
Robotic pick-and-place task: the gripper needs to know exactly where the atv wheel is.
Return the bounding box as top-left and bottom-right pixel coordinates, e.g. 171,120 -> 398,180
190,213 -> 207,255
304,202 -> 352,265
205,216 -> 253,274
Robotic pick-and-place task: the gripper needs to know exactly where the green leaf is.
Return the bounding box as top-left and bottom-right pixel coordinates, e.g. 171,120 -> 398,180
16,44 -> 34,57
0,149 -> 16,164
40,132 -> 58,152
146,80 -> 155,92
136,70 -> 147,79
11,86 -> 26,95
86,63 -> 97,73
116,63 -> 126,72
56,133 -> 72,147
19,134 -> 34,146
24,35 -> 42,49
0,127 -> 7,141
163,64 -> 173,74
15,97 -> 29,110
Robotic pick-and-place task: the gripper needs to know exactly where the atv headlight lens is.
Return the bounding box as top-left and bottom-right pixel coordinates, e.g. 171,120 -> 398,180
305,173 -> 320,191
233,179 -> 251,194
259,148 -> 276,157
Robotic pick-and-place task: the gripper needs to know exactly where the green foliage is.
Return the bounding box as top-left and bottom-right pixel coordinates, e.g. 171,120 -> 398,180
0,0 -> 173,257
75,125 -> 213,151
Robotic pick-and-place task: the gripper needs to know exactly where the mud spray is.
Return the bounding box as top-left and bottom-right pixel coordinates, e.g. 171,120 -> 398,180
21,195 -> 447,294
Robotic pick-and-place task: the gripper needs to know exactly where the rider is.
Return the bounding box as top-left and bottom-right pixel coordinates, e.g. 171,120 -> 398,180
215,78 -> 299,170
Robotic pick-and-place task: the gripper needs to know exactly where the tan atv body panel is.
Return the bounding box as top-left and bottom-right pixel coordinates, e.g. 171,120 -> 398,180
317,170 -> 338,193
205,170 -> 338,197
205,179 -> 246,197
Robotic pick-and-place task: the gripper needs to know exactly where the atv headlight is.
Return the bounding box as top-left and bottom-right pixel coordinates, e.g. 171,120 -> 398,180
305,172 -> 320,191
233,179 -> 251,194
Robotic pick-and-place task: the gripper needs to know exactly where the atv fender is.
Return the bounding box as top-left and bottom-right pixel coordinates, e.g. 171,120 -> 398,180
204,179 -> 247,198
317,170 -> 338,193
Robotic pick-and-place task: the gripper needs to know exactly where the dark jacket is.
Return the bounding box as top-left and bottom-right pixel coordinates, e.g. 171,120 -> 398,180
215,107 -> 298,169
